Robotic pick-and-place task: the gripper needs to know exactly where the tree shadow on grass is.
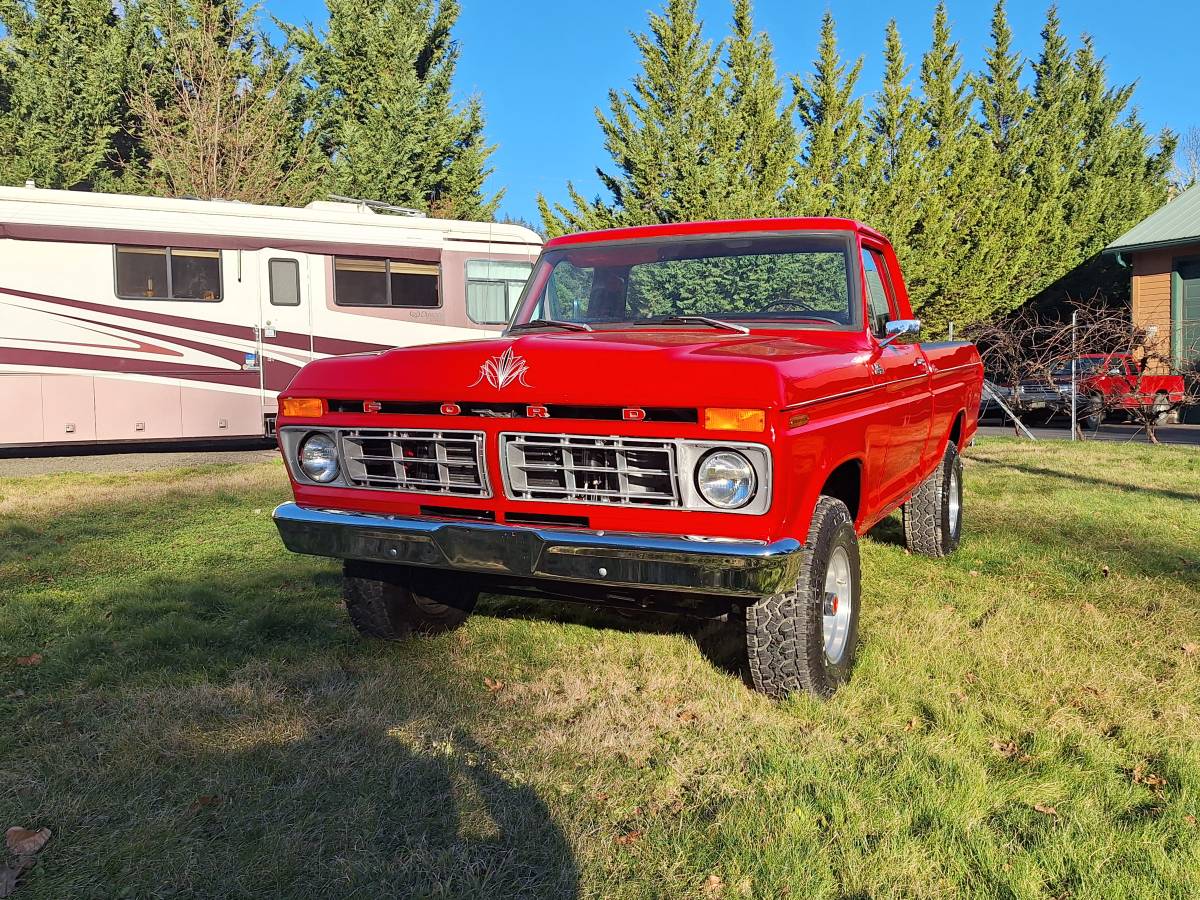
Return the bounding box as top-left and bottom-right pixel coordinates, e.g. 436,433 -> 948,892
971,454 -> 1200,505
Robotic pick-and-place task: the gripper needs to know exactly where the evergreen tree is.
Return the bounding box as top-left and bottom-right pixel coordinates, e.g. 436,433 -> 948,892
862,21 -> 925,255
288,0 -> 499,220
133,0 -> 324,206
0,0 -> 151,191
791,12 -> 863,216
538,0 -> 725,235
719,0 -> 798,217
538,0 -> 798,234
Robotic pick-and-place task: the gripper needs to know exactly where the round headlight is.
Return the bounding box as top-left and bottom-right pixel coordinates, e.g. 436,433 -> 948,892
695,450 -> 756,509
299,432 -> 339,483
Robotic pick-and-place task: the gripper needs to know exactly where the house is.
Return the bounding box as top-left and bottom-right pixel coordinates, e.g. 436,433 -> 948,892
1104,183 -> 1200,372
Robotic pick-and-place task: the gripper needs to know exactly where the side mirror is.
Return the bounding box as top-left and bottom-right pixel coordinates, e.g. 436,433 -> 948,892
879,318 -> 921,348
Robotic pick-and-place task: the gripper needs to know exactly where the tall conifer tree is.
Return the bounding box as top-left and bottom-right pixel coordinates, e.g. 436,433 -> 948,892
289,0 -> 499,219
791,12 -> 863,216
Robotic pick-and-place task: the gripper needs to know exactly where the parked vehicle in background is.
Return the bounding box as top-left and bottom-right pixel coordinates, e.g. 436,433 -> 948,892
1059,354 -> 1186,429
271,217 -> 984,699
0,187 -> 541,448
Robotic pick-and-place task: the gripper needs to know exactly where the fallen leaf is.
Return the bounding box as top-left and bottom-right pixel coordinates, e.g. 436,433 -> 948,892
951,690 -> 968,703
969,570 -> 980,578
1101,565 -> 1110,578
677,710 -> 697,723
703,874 -> 725,897
1033,803 -> 1059,818
5,826 -> 50,856
13,654 -> 42,668
614,829 -> 642,846
904,716 -> 920,732
482,677 -> 504,693
1182,643 -> 1198,657
1132,764 -> 1167,788
1081,602 -> 1098,613
1184,814 -> 1196,826
188,795 -> 221,812
991,739 -> 1018,758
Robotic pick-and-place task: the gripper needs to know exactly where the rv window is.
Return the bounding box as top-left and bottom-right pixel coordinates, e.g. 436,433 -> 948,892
115,247 -> 169,299
115,245 -> 222,301
269,258 -> 301,306
466,259 -> 533,324
334,257 -> 440,308
170,248 -> 222,300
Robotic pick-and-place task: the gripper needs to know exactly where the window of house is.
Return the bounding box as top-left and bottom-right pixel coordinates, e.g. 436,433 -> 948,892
115,246 -> 222,301
465,259 -> 533,324
334,257 -> 440,307
861,247 -> 894,336
269,258 -> 301,306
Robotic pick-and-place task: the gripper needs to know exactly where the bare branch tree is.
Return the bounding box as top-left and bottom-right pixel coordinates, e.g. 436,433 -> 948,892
132,2 -> 325,206
1170,125 -> 1200,195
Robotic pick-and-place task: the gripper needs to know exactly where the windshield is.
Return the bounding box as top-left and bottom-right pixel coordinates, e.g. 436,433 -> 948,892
1052,357 -> 1122,379
513,233 -> 858,329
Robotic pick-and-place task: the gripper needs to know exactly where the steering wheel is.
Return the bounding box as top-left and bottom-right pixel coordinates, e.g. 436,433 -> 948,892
758,297 -> 843,323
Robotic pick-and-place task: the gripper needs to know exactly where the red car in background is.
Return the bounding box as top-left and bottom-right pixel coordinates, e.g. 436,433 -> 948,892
1056,354 -> 1186,429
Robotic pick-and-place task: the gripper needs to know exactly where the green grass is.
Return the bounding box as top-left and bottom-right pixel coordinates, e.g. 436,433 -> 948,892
1,439 -> 1198,899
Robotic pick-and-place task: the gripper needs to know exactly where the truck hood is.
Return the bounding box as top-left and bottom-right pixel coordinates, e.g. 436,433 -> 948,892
287,331 -> 871,410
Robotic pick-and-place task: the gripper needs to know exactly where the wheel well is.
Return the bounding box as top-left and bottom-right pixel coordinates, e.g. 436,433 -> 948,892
948,411 -> 965,450
819,459 -> 862,523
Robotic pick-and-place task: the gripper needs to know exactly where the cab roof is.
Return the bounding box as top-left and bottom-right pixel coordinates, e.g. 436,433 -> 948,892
544,217 -> 888,248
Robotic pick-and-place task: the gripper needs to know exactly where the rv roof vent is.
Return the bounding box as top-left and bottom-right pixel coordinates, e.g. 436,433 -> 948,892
314,194 -> 427,218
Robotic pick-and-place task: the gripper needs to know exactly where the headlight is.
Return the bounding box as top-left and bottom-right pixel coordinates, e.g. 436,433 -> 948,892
695,449 -> 757,509
299,432 -> 339,483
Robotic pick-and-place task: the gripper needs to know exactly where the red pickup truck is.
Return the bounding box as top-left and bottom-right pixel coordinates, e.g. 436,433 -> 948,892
273,218 -> 984,698
1058,354 -> 1187,429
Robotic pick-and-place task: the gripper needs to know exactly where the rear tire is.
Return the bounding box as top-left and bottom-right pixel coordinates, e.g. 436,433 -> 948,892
903,442 -> 963,558
744,496 -> 861,700
1151,392 -> 1174,426
342,562 -> 478,639
1080,396 -> 1104,430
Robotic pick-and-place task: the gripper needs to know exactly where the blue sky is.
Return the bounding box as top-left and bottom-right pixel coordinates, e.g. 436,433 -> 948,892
273,0 -> 1199,225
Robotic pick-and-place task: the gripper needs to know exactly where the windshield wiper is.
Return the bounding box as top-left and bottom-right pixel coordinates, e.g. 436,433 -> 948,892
508,318 -> 593,333
657,315 -> 750,335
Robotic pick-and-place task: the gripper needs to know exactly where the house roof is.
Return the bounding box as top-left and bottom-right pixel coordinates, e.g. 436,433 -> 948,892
1105,183 -> 1200,254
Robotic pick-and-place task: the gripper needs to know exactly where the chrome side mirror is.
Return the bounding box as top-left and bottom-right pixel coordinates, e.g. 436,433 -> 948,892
879,318 -> 921,347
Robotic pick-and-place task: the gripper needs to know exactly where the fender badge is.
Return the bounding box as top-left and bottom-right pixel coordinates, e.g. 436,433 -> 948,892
363,400 -> 382,414
622,407 -> 647,421
470,346 -> 531,389
526,405 -> 550,418
440,402 -> 461,416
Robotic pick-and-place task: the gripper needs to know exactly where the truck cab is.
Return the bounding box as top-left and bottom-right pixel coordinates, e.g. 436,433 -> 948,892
272,218 -> 984,698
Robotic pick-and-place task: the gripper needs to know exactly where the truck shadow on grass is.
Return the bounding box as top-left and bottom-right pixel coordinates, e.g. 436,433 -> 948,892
3,561 -> 582,897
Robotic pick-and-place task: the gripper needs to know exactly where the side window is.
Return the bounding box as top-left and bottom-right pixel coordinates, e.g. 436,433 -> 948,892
334,257 -> 440,308
115,246 -> 222,301
860,247 -> 895,336
269,258 -> 301,307
466,259 -> 534,324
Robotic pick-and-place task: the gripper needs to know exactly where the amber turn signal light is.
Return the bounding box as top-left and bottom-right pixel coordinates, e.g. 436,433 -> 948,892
280,397 -> 324,418
704,407 -> 765,432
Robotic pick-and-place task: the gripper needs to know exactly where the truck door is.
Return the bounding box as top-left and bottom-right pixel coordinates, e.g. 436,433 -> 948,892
257,250 -> 313,411
862,245 -> 932,506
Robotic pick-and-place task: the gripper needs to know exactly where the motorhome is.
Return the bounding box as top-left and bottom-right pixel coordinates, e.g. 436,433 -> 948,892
0,186 -> 541,448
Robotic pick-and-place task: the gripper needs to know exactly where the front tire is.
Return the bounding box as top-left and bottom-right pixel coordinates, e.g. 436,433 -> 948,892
342,562 -> 478,639
903,442 -> 963,558
745,496 -> 861,699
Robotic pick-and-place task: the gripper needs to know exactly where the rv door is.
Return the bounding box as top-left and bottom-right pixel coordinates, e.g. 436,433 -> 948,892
257,250 -> 313,409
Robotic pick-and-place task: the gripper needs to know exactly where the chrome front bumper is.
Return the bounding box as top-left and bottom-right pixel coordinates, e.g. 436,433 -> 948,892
272,503 -> 803,597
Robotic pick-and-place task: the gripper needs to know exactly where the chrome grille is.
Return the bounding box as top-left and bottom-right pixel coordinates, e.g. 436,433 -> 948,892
501,433 -> 680,507
339,429 -> 489,496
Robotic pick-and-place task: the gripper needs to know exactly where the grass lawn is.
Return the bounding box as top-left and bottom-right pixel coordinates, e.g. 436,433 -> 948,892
1,438 -> 1198,898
